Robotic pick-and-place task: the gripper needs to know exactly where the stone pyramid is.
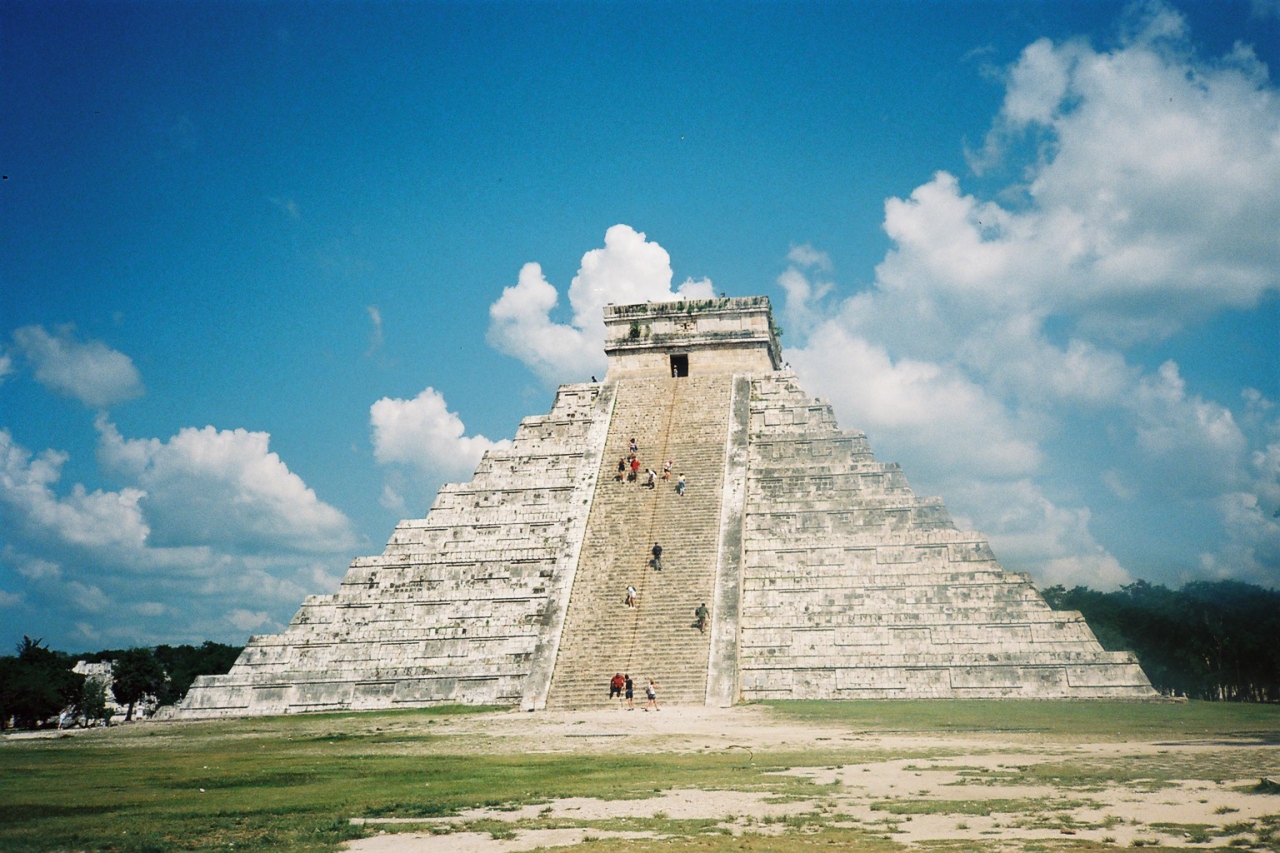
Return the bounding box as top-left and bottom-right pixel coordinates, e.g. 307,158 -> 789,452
177,297 -> 1155,717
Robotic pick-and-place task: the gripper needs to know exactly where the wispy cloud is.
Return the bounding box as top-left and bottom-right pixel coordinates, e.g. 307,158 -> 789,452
1250,0 -> 1280,21
268,196 -> 301,219
12,325 -> 143,408
777,244 -> 836,341
365,305 -> 384,356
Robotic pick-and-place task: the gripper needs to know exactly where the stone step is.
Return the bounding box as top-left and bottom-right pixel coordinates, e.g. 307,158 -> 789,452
545,375 -> 733,709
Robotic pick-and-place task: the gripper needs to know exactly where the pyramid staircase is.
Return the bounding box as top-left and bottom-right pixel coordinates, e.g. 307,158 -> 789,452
545,374 -> 734,708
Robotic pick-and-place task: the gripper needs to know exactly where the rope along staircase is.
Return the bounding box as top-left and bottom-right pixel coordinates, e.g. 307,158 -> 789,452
545,374 -> 734,708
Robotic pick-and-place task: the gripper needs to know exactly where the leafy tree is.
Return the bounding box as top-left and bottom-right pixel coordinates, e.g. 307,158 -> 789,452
153,641 -> 242,706
1043,580 -> 1280,701
1040,585 -> 1068,610
0,637 -> 85,730
74,678 -> 112,727
1,638 -> 245,727
112,647 -> 167,721
0,656 -> 16,730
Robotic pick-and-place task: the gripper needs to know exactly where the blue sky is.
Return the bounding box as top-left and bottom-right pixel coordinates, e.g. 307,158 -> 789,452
2,1 -> 1278,652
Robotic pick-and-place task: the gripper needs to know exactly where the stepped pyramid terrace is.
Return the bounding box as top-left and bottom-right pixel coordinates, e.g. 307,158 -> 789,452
176,296 -> 1156,717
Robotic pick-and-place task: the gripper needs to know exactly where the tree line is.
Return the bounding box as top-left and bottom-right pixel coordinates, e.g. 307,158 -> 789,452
1042,579 -> 1280,702
0,639 -> 241,730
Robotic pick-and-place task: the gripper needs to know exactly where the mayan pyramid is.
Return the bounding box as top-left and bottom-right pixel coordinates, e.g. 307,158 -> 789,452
177,297 -> 1155,716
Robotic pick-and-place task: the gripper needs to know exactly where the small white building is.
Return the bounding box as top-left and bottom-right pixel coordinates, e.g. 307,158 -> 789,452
70,660 -> 157,724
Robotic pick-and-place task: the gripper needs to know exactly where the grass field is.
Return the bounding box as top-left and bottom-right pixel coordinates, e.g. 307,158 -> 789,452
1,701 -> 1277,853
763,699 -> 1280,741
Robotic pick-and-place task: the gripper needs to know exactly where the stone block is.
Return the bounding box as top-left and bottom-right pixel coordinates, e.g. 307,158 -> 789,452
949,541 -> 998,562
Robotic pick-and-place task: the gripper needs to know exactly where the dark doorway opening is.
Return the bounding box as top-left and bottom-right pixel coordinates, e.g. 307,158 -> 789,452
670,354 -> 689,377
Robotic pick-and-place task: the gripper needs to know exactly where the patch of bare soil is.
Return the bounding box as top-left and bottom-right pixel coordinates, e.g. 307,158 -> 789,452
344,705 -> 1280,853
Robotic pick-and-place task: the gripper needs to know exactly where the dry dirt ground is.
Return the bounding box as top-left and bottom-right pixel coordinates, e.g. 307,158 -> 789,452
342,705 -> 1280,853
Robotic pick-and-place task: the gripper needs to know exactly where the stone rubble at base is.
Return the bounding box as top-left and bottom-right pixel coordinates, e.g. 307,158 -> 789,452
176,296 -> 1155,718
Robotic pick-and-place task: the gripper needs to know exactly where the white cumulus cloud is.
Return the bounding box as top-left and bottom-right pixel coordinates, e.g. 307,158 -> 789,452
0,429 -> 150,550
948,479 -> 1133,590
12,325 -> 144,408
486,224 -> 716,382
96,416 -> 356,554
0,422 -> 359,647
227,608 -> 271,632
782,4 -> 1280,590
370,386 -> 511,481
788,324 -> 1042,480
1127,361 -> 1249,496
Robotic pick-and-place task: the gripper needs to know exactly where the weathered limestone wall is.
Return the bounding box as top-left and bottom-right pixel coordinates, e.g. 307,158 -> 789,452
705,375 -> 751,706
604,297 -> 780,378
737,373 -> 1156,700
177,383 -> 614,717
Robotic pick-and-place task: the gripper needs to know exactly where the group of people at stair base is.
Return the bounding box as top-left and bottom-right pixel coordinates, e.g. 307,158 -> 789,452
607,673 -> 656,710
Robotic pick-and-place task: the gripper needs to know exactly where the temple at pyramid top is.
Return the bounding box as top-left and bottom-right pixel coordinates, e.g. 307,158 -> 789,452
175,295 -> 1155,718
603,296 -> 783,378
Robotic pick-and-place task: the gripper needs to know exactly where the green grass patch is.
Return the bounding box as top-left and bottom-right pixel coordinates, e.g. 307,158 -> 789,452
870,798 -> 1080,816
763,700 -> 1280,741
558,825 -> 904,852
1148,822 -> 1216,843
956,749 -> 1280,792
4,701 -> 1277,852
0,710 -> 840,853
